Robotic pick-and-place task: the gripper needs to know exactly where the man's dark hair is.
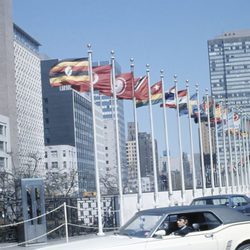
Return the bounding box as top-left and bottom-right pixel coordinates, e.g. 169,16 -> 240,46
177,215 -> 188,221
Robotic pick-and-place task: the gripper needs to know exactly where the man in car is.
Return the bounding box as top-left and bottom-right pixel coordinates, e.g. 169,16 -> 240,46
173,216 -> 194,236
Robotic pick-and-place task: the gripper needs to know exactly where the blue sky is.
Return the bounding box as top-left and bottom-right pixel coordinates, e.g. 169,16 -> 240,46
12,0 -> 250,156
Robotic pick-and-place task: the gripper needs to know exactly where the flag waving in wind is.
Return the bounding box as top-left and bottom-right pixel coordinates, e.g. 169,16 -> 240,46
49,58 -> 90,90
134,76 -> 149,100
136,81 -> 162,108
102,72 -> 133,99
161,86 -> 187,108
72,64 -> 111,92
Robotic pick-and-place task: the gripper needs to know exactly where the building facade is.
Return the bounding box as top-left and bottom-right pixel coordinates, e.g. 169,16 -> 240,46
0,0 -> 19,172
0,115 -> 11,173
0,1 -> 45,177
208,30 -> 250,186
41,59 -> 105,193
44,145 -> 78,196
13,24 -> 45,176
94,61 -> 127,193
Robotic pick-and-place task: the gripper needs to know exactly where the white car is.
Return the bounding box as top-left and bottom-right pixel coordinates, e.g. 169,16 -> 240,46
38,205 -> 250,250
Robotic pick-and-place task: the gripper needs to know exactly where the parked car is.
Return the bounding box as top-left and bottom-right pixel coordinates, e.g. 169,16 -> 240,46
190,194 -> 250,215
38,205 -> 250,250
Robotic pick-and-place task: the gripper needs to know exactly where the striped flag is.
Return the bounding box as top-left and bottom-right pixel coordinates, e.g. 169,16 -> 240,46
49,58 -> 90,91
161,86 -> 187,108
134,76 -> 149,100
136,81 -> 162,108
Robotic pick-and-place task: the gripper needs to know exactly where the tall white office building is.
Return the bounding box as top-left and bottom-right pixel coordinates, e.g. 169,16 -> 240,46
13,25 -> 45,176
0,1 -> 45,177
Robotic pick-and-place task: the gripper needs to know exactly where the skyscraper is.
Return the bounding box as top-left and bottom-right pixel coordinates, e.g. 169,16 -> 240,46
208,30 -> 250,185
41,59 -> 104,193
0,0 -> 45,175
208,30 -> 250,111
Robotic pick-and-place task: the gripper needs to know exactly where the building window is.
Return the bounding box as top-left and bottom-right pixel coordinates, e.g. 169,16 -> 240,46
51,151 -> 58,157
0,125 -> 3,135
63,150 -> 66,157
45,151 -> 47,158
52,162 -> 58,168
0,157 -> 4,168
63,161 -> 67,168
0,141 -> 4,151
45,162 -> 48,169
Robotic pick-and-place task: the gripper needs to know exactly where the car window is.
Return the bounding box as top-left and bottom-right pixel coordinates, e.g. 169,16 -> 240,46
211,198 -> 229,205
231,196 -> 248,206
192,200 -> 207,205
119,214 -> 163,238
203,212 -> 222,230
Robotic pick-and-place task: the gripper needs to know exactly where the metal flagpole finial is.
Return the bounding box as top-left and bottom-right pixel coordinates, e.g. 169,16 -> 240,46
174,75 -> 177,84
130,58 -> 134,69
87,44 -> 92,52
111,50 -> 115,59
146,64 -> 150,71
185,80 -> 189,88
195,83 -> 199,91
160,69 -> 164,78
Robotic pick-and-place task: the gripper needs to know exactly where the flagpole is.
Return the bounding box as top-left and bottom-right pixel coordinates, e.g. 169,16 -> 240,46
221,103 -> 228,193
174,75 -> 185,204
213,98 -> 222,193
238,113 -> 244,191
227,106 -> 234,193
160,70 -> 173,203
146,64 -> 159,207
111,51 -> 124,226
242,113 -> 248,189
205,89 -> 215,194
186,81 -> 196,198
245,115 -> 250,187
130,58 -> 142,210
196,84 -> 206,196
242,114 -> 248,188
232,107 -> 240,192
87,44 -> 104,236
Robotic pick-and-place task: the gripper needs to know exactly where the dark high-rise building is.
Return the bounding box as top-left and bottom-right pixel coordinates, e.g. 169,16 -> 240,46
41,59 -> 96,192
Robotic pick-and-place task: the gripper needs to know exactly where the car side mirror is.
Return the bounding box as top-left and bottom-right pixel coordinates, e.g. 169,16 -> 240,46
154,230 -> 166,237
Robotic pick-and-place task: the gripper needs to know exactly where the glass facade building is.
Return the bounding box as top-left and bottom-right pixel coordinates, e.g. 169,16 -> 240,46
208,30 -> 250,186
41,59 -> 97,192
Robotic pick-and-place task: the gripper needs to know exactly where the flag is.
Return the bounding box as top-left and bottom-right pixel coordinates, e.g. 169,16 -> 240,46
72,64 -> 112,93
101,72 -> 133,99
189,93 -> 198,116
161,86 -> 187,108
49,58 -> 90,91
134,76 -> 149,100
136,81 -> 162,108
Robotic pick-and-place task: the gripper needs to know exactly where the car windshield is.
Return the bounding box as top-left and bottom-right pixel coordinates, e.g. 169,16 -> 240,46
119,213 -> 164,238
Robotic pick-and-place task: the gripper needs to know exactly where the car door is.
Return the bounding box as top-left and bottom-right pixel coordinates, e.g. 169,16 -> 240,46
145,211 -> 222,250
145,230 -> 218,250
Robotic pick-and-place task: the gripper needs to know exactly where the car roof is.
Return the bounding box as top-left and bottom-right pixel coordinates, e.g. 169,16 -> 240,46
136,205 -> 250,224
192,194 -> 248,200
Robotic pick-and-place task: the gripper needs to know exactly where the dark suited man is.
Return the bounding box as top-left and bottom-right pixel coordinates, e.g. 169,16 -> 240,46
173,216 -> 193,236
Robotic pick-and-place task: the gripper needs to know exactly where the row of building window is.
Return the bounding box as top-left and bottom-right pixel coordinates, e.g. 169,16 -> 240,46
45,150 -> 75,158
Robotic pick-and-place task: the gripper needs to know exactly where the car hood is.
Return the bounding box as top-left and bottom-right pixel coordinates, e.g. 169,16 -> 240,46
39,234 -> 147,250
